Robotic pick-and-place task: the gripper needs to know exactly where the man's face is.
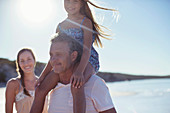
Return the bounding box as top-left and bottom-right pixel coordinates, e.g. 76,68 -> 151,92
50,41 -> 72,74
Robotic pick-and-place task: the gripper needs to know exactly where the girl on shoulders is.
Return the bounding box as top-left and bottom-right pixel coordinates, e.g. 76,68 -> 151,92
31,0 -> 118,113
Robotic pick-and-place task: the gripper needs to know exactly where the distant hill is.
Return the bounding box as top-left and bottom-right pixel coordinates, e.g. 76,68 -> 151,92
97,72 -> 170,82
0,58 -> 170,86
0,58 -> 45,83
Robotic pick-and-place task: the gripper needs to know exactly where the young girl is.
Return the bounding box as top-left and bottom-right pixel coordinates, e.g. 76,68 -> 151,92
31,0 -> 117,113
5,48 -> 48,113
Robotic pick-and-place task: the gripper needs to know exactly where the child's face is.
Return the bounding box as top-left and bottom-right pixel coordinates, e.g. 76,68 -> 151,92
64,0 -> 83,15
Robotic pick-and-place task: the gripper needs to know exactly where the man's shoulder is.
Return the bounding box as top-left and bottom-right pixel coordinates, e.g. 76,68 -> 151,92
86,75 -> 107,87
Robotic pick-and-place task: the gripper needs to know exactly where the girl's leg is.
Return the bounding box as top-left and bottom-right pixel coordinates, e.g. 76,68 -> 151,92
71,62 -> 95,113
30,71 -> 59,113
83,63 -> 95,83
71,86 -> 86,113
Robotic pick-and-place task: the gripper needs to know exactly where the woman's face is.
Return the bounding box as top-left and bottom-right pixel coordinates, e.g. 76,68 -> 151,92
19,51 -> 35,74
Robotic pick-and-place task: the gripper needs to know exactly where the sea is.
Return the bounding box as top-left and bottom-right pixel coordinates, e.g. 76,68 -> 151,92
1,78 -> 170,113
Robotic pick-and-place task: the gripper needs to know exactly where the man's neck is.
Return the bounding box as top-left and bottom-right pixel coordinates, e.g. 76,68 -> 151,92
59,65 -> 74,84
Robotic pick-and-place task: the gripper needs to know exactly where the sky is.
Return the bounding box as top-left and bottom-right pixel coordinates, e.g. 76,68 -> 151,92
0,0 -> 170,76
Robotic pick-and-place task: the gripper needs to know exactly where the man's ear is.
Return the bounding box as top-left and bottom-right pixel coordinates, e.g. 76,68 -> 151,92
71,51 -> 78,62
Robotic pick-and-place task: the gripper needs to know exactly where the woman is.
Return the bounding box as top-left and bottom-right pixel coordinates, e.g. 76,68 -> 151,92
5,48 -> 48,113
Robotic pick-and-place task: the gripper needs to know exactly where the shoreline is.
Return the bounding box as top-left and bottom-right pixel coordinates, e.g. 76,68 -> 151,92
1,77 -> 170,88
0,83 -> 6,88
1,58 -> 170,85
97,72 -> 170,82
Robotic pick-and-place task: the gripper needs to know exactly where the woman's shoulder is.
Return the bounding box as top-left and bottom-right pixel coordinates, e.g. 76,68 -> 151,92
6,78 -> 20,97
6,77 -> 20,88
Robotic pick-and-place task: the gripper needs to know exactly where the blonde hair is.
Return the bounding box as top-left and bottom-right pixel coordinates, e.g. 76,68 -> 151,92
80,0 -> 118,47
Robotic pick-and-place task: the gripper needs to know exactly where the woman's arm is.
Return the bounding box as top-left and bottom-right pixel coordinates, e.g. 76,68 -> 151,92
5,79 -> 17,113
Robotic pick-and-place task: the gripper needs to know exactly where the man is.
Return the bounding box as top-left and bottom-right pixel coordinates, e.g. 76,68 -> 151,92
48,32 -> 117,113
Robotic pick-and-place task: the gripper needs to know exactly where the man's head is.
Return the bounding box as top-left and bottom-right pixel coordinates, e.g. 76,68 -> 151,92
50,32 -> 83,74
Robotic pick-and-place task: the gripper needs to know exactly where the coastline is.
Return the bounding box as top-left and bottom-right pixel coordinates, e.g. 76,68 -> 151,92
97,72 -> 170,82
0,58 -> 170,87
0,83 -> 6,88
1,73 -> 170,88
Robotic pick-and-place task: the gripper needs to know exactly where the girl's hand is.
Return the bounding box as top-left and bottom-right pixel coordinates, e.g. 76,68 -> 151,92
35,79 -> 41,88
35,78 -> 43,88
70,71 -> 84,88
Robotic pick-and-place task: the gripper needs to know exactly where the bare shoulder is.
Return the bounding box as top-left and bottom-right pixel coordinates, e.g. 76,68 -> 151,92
83,17 -> 92,28
59,19 -> 68,26
56,19 -> 67,32
6,78 -> 19,89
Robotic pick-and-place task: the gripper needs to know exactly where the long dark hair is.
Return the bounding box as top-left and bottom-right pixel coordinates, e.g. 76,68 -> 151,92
80,0 -> 118,47
16,48 -> 36,96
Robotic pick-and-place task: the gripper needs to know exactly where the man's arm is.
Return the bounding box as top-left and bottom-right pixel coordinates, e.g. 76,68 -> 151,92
99,107 -> 117,113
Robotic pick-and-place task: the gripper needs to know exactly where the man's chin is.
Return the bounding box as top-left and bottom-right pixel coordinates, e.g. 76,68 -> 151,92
53,70 -> 60,74
53,69 -> 63,74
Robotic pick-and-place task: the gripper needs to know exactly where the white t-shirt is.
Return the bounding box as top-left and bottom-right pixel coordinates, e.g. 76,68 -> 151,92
48,75 -> 114,113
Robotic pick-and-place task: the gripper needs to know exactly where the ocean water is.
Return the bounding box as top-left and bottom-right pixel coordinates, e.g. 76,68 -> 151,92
107,78 -> 170,113
1,78 -> 170,113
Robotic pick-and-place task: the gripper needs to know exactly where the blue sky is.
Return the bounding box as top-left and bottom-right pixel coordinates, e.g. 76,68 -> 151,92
0,0 -> 170,76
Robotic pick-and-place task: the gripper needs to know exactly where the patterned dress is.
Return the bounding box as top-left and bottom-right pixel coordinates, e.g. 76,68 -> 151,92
58,17 -> 100,72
